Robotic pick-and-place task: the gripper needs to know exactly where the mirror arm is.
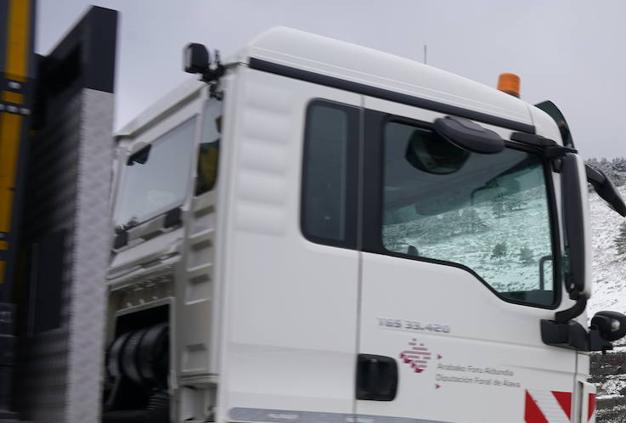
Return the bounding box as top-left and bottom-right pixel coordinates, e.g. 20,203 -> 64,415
589,327 -> 614,354
554,292 -> 587,323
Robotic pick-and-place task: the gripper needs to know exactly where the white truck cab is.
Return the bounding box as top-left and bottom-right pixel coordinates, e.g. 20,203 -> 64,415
102,27 -> 626,423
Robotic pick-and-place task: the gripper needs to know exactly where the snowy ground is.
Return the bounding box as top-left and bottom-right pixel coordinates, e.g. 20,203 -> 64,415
579,187 -> 626,422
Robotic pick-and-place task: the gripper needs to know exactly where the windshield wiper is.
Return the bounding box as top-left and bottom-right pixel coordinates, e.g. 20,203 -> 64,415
510,132 -> 577,159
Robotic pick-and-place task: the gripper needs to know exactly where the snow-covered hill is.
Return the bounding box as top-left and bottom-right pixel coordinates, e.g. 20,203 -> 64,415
588,186 -> 626,317
383,182 -> 626,310
579,186 -> 626,423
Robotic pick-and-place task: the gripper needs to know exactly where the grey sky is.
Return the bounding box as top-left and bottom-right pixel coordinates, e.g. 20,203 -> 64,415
37,0 -> 626,158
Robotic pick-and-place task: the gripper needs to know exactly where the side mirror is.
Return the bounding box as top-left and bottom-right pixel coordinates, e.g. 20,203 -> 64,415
542,309 -> 626,352
184,43 -> 210,74
405,126 -> 469,175
433,116 -> 505,154
585,164 -> 626,216
127,143 -> 151,166
560,153 -> 587,298
591,311 -> 626,342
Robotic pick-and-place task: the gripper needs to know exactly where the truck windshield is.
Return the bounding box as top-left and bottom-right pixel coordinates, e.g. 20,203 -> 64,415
114,117 -> 196,228
382,121 -> 557,307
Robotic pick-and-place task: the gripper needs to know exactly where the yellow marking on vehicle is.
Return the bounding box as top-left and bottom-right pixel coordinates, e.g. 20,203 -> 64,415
0,112 -> 22,186
0,188 -> 11,235
0,111 -> 21,243
5,0 -> 31,82
0,240 -> 7,250
0,260 -> 5,283
2,91 -> 23,104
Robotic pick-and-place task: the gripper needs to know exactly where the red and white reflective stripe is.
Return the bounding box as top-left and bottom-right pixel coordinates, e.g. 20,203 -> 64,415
588,393 -> 596,422
525,390 -> 572,423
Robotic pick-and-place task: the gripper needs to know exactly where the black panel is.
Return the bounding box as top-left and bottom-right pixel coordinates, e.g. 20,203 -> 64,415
35,6 -> 118,100
30,231 -> 65,333
83,7 -> 118,92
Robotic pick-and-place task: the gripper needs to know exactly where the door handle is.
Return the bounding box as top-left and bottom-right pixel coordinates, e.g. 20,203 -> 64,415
356,354 -> 398,401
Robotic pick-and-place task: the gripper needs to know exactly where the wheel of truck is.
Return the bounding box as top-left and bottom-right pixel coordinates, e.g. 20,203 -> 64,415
137,323 -> 169,387
121,328 -> 149,386
106,331 -> 133,380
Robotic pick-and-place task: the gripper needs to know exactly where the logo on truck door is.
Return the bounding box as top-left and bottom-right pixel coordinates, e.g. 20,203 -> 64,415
399,338 -> 432,373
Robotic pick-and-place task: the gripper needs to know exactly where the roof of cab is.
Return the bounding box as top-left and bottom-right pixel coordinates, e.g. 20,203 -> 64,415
116,78 -> 205,139
238,27 -> 535,130
117,27 -> 560,141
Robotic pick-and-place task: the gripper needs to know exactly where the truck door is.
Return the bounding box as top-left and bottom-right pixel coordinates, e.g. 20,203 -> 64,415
219,67 -> 363,421
355,97 -> 578,423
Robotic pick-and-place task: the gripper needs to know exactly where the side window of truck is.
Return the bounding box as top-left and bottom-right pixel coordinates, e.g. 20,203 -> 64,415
380,119 -> 557,307
301,100 -> 359,248
195,101 -> 221,195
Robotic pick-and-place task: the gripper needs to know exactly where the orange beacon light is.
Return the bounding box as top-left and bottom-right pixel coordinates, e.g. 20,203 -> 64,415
497,72 -> 521,98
